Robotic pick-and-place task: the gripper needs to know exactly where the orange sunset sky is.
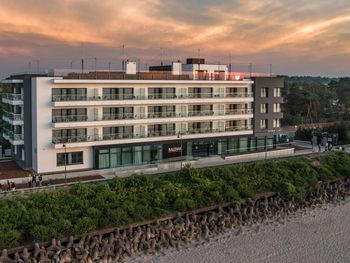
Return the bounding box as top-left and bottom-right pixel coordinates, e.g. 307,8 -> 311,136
0,0 -> 350,77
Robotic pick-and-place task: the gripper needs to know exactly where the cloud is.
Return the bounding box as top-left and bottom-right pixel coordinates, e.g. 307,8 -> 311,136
0,0 -> 349,76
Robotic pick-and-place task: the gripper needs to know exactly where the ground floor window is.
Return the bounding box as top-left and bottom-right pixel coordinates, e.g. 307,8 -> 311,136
57,151 -> 83,166
93,135 -> 277,169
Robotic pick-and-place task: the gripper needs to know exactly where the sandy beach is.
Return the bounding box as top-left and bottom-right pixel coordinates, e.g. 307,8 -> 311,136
128,202 -> 350,263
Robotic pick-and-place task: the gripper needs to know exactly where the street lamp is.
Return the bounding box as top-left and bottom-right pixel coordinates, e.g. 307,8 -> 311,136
63,143 -> 67,185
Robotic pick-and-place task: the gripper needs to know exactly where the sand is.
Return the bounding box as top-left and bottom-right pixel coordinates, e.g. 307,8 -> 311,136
128,202 -> 350,263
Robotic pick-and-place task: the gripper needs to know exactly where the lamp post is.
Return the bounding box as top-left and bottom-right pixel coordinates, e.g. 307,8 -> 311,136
63,143 -> 67,185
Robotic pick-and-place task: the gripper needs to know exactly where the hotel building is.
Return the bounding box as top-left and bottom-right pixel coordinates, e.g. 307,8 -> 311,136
1,58 -> 283,174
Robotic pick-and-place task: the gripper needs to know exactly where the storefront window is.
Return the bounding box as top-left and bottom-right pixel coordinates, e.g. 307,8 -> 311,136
133,146 -> 143,165
99,149 -> 110,169
110,148 -> 121,168
239,138 -> 248,152
122,147 -> 133,166
143,145 -> 151,164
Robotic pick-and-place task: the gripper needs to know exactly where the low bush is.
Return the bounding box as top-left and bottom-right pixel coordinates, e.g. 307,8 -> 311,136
0,152 -> 350,249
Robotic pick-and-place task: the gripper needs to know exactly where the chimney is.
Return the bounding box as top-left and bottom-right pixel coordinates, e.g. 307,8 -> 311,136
123,60 -> 137,74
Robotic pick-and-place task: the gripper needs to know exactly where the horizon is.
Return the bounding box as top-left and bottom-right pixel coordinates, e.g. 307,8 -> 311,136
1,0 -> 350,78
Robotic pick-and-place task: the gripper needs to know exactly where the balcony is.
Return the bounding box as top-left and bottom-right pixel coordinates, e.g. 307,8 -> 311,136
52,111 -> 254,128
2,111 -> 24,125
51,92 -> 253,107
3,129 -> 24,145
51,125 -> 253,148
51,110 -> 254,128
2,94 -> 23,105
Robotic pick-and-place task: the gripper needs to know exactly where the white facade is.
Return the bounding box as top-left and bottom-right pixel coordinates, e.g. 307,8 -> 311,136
30,77 -> 254,173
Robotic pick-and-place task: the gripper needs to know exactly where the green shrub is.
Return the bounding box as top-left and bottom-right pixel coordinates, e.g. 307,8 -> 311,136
0,152 -> 349,249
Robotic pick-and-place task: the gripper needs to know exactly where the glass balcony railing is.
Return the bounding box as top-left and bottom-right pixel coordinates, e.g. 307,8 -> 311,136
51,125 -> 252,144
51,110 -> 254,123
52,115 -> 88,123
3,111 -> 23,121
52,92 -> 252,102
3,94 -> 23,101
3,129 -> 24,141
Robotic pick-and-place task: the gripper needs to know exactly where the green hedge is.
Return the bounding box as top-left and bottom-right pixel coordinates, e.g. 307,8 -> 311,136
1,152 -> 350,249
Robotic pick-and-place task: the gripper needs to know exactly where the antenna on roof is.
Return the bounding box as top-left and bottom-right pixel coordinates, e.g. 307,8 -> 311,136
198,48 -> 201,58
269,64 -> 272,76
160,47 -> 164,66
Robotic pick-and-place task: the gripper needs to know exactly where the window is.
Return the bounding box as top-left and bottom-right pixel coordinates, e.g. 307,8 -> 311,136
261,87 -> 268,98
274,88 -> 281,97
52,128 -> 87,143
52,88 -> 87,101
273,103 -> 281,113
273,118 -> 280,128
52,108 -> 87,122
103,88 -> 134,100
260,103 -> 268,113
260,119 -> 267,129
57,151 -> 83,166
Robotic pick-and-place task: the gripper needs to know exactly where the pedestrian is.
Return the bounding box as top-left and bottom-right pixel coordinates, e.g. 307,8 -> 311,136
318,143 -> 321,152
32,174 -> 36,186
28,174 -> 32,188
0,183 -> 2,192
35,175 -> 40,187
6,180 -> 11,191
11,182 -> 15,191
38,174 -> 42,187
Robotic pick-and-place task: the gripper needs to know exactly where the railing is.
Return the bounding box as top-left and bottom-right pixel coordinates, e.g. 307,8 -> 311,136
3,129 -> 24,140
3,111 -> 23,121
3,93 -> 23,101
52,92 -> 253,102
52,110 -> 253,123
51,125 -> 253,144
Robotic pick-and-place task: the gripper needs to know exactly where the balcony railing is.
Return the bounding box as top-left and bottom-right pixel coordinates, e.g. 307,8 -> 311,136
52,92 -> 253,102
3,129 -> 24,141
51,125 -> 252,144
52,115 -> 88,123
3,111 -> 23,121
52,110 -> 253,123
3,93 -> 23,101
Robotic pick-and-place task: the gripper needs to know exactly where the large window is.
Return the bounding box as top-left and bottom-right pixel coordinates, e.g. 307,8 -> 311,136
52,88 -> 87,101
103,107 -> 133,120
188,88 -> 213,98
148,123 -> 175,136
103,126 -> 133,140
52,128 -> 87,143
148,88 -> 176,99
103,88 -> 134,100
52,108 -> 87,122
148,105 -> 175,118
57,151 -> 83,166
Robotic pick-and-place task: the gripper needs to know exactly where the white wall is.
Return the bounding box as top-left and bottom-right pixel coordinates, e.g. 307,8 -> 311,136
32,77 -> 93,173
31,77 -> 254,173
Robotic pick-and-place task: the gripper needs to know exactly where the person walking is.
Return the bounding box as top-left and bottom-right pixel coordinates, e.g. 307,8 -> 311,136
35,175 -> 40,187
11,182 -> 16,191
28,174 -> 32,188
32,174 -> 36,187
38,174 -> 43,187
